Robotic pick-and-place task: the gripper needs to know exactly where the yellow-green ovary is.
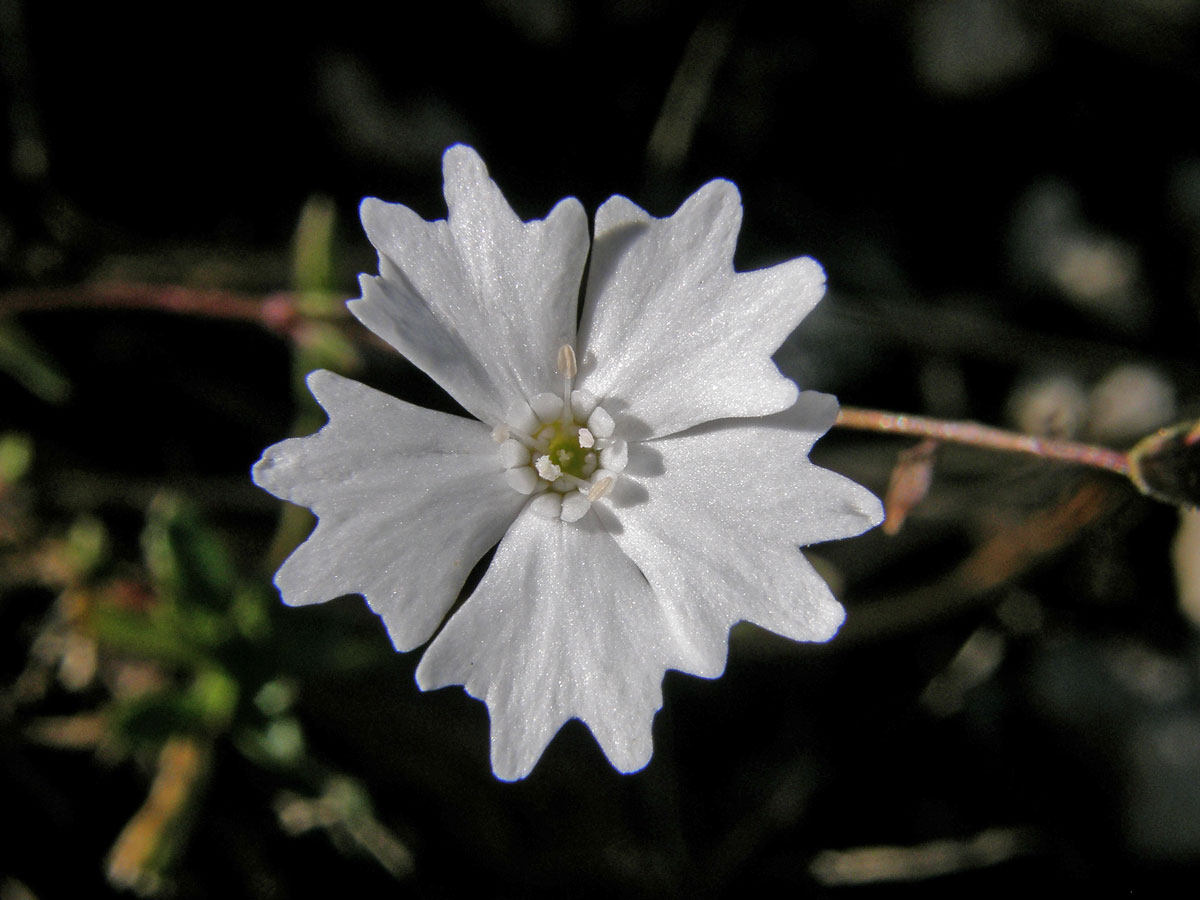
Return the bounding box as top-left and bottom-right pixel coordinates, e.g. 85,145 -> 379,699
539,423 -> 594,480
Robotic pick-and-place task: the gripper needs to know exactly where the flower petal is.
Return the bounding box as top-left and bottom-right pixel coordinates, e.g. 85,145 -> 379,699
416,509 -> 690,781
601,392 -> 882,672
604,511 -> 845,672
642,391 -> 884,547
577,180 -> 826,438
349,145 -> 589,425
252,370 -> 525,651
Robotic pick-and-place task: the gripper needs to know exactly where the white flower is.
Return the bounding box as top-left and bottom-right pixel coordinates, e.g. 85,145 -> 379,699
252,145 -> 883,781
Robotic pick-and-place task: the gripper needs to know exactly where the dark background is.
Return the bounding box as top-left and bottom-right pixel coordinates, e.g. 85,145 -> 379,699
3,0 -> 1200,896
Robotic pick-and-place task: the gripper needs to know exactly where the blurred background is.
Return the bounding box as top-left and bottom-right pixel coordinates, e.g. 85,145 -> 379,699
3,0 -> 1200,895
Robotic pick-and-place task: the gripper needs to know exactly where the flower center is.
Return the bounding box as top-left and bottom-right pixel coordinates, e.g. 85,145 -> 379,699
537,421 -> 597,481
493,345 -> 627,523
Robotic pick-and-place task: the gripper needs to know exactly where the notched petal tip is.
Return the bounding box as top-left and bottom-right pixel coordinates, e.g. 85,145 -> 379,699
593,178 -> 740,240
545,194 -> 588,228
673,178 -> 743,252
249,446 -> 289,493
300,369 -> 385,425
251,427 -> 328,501
795,253 -> 827,287
357,196 -> 427,246
594,192 -> 652,233
858,488 -> 886,530
586,714 -> 657,775
809,593 -> 848,643
356,198 -> 439,272
442,143 -> 487,181
811,473 -> 886,538
769,254 -> 826,306
441,144 -> 522,231
487,714 -> 656,782
302,367 -> 341,401
412,652 -> 447,693
491,759 -> 528,783
357,195 -> 384,223
490,732 -> 549,783
687,177 -> 742,213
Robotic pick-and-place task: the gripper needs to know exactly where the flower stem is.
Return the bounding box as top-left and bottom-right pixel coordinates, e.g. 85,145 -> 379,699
0,283 -> 303,334
835,406 -> 1131,477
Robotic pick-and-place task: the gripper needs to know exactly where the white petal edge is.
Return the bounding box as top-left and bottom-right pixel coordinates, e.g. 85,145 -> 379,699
600,391 -> 883,674
348,145 -> 589,426
416,509 -> 694,781
252,370 -> 526,651
640,391 -> 884,547
576,180 -> 826,439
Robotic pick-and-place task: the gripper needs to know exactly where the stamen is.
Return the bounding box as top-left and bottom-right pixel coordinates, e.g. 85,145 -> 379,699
557,344 -> 577,378
496,360 -> 623,516
534,455 -> 562,481
557,344 -> 577,422
587,476 -> 615,502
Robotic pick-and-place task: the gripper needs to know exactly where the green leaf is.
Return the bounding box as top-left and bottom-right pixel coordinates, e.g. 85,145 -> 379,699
142,494 -> 236,610
292,195 -> 339,299
0,320 -> 70,402
0,432 -> 34,483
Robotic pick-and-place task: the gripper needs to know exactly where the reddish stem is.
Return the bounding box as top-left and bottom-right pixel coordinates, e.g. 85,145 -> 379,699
836,406 -> 1131,477
0,284 -> 302,334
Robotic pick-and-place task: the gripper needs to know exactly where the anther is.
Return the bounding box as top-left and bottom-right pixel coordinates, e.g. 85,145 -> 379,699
578,427 -> 595,449
534,455 -> 562,481
557,344 -> 577,378
587,476 -> 615,502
